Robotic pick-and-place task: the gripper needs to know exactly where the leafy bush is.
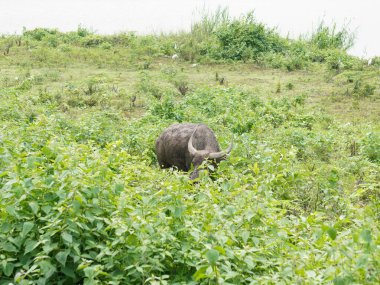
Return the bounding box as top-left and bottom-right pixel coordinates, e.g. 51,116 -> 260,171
361,132 -> 380,163
150,96 -> 184,121
353,79 -> 376,98
310,22 -> 355,51
81,35 -> 106,48
0,85 -> 379,283
325,49 -> 356,71
135,71 -> 165,100
23,28 -> 60,41
215,13 -> 286,60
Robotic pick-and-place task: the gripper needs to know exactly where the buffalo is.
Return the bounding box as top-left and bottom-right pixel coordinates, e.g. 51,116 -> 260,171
155,123 -> 233,179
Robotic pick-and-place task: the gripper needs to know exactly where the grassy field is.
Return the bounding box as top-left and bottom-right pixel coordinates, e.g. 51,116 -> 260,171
0,18 -> 379,284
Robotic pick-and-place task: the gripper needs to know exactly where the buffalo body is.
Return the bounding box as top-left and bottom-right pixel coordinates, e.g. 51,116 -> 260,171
155,123 -> 232,179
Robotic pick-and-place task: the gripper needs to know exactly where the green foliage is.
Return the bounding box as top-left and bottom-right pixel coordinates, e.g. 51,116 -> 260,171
369,56 -> 380,67
361,132 -> 380,163
310,21 -> 355,51
3,12 -> 360,73
352,79 -> 376,98
135,71 -> 166,100
1,81 -> 379,283
150,96 -> 184,121
81,35 -> 106,48
215,12 -> 286,61
0,18 -> 379,284
23,28 -> 60,41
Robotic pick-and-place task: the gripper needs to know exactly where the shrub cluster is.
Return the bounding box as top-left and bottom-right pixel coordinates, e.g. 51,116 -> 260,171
1,12 -> 363,72
1,85 -> 379,284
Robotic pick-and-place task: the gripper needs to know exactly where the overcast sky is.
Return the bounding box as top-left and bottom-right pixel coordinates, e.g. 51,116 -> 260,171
1,0 -> 379,58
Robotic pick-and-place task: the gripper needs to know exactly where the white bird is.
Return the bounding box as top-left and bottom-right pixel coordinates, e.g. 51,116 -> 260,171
172,54 -> 179,60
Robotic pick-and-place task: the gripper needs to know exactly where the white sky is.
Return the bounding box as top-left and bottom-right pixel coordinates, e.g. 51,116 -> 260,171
1,0 -> 379,58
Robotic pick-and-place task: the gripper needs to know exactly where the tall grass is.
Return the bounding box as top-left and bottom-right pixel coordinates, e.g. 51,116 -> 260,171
190,6 -> 230,41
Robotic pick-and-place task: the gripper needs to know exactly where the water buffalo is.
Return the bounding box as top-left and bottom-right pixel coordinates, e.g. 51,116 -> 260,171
155,123 -> 233,179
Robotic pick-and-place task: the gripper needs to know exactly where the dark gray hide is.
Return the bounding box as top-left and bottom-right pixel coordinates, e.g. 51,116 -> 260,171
155,123 -> 232,179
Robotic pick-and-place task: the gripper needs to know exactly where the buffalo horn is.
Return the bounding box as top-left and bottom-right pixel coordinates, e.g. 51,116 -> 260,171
188,130 -> 198,156
208,138 -> 233,159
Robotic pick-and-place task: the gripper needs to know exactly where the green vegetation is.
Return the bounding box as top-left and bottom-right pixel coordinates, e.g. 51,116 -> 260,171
0,11 -> 379,284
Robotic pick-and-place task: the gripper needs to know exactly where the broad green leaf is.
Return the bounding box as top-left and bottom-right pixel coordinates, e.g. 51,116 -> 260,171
41,205 -> 52,214
115,228 -> 127,236
24,239 -> 39,254
1,222 -> 11,233
43,242 -> 58,254
333,276 -> 352,285
252,162 -> 260,175
206,249 -> 219,266
55,250 -> 70,266
73,200 -> 81,212
55,154 -> 64,164
29,201 -> 39,215
8,236 -> 23,249
42,146 -> 55,159
225,205 -> 236,216
3,262 -> 14,276
214,245 -> 226,255
225,270 -> 239,280
327,227 -> 337,240
241,230 -> 250,243
84,278 -> 97,285
6,205 -> 17,216
192,266 -> 208,281
360,229 -> 372,243
39,260 -> 56,279
174,206 -> 184,218
2,242 -> 17,252
62,231 -> 73,243
83,266 -> 96,278
114,183 -> 124,194
22,222 -> 35,237
62,265 -> 76,278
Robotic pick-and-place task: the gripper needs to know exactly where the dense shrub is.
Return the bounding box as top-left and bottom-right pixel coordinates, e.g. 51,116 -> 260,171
23,28 -> 60,41
361,132 -> 380,163
14,13 -> 359,72
0,84 -> 379,284
310,22 -> 355,51
215,13 -> 286,60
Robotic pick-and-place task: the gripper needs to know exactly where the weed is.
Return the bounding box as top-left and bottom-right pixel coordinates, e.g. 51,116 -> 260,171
353,79 -> 376,98
361,132 -> 380,163
174,80 -> 190,95
84,79 -> 100,95
286,82 -> 294,90
276,81 -> 281,93
310,21 -> 355,51
150,96 -> 183,121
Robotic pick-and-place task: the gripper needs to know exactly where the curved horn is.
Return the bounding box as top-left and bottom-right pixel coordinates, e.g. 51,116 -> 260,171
208,136 -> 233,160
188,129 -> 198,156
